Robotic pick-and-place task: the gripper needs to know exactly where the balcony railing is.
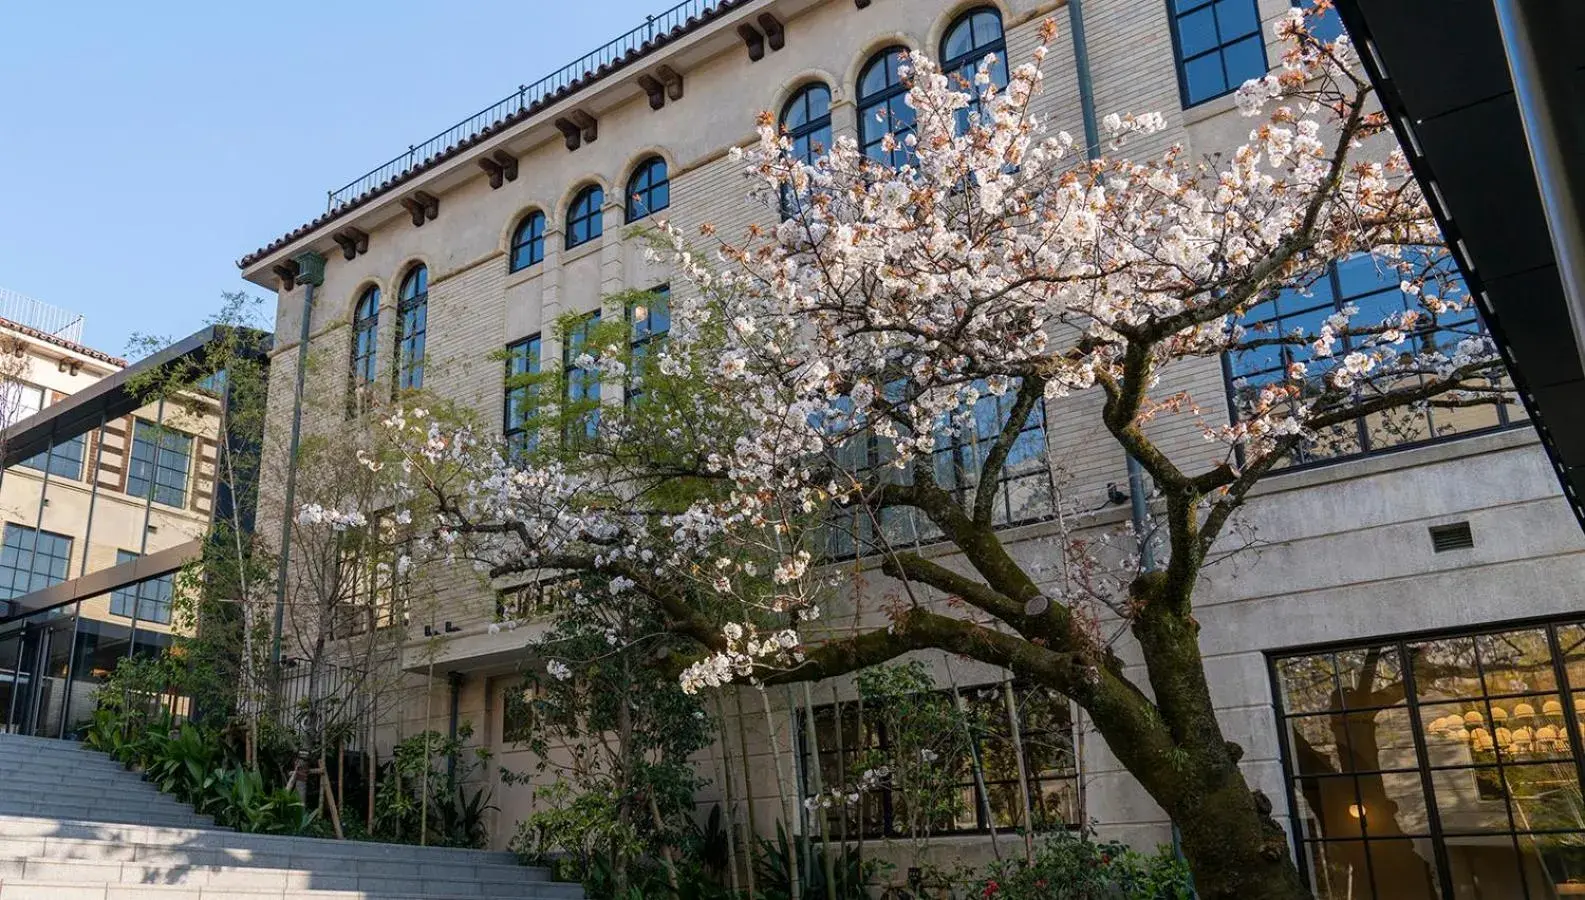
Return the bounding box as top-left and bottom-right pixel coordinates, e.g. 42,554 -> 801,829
0,287 -> 85,344
325,0 -> 737,213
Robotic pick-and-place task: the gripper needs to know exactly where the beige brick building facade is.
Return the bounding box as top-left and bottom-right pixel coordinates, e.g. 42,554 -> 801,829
240,1 -> 1585,895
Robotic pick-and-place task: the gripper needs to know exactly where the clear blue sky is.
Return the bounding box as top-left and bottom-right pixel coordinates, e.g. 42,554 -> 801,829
0,0 -> 668,358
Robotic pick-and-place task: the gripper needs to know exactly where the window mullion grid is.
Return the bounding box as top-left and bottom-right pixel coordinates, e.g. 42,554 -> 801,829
1400,642 -> 1459,897
1335,654 -> 1383,897
1469,637 -> 1536,897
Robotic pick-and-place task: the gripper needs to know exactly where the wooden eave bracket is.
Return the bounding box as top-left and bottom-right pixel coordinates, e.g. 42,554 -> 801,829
477,150 -> 519,188
272,260 -> 299,291
737,23 -> 765,61
554,112 -> 599,151
332,227 -> 369,261
638,74 -> 667,110
656,65 -> 684,101
757,14 -> 785,51
400,191 -> 440,227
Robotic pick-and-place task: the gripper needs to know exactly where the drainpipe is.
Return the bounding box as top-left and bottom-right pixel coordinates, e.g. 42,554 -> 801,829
1067,0 -> 1185,883
270,251 -> 327,667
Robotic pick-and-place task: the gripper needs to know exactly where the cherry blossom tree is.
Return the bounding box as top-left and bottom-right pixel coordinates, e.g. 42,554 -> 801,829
365,9 -> 1511,898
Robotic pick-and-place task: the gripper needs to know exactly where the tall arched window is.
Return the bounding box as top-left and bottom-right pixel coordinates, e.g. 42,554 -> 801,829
779,83 -> 834,218
350,285 -> 380,394
510,211 -> 546,272
395,265 -> 427,391
857,47 -> 915,166
566,185 -> 604,249
781,83 -> 833,166
625,157 -> 670,223
941,6 -> 1008,122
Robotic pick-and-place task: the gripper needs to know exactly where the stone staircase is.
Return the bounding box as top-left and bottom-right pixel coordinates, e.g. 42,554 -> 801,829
0,734 -> 580,900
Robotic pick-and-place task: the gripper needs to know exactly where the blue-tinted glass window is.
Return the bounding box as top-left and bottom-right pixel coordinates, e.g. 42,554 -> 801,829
563,313 -> 601,443
505,335 -> 541,459
825,379 -> 1053,560
0,524 -> 71,601
779,83 -> 834,217
396,265 -> 427,391
510,211 -> 546,272
566,186 -> 604,249
128,419 -> 192,508
858,47 -> 916,166
625,158 -> 670,223
940,7 -> 1009,126
350,285 -> 380,399
627,286 -> 670,407
1171,0 -> 1267,107
108,549 -> 173,625
1227,253 -> 1517,464
19,435 -> 85,481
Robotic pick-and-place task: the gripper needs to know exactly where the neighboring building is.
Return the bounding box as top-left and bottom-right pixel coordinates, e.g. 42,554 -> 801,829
0,314 -> 265,740
237,1 -> 1585,897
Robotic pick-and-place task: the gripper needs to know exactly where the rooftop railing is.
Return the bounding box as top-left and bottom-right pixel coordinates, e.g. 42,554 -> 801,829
0,286 -> 85,344
325,0 -> 733,213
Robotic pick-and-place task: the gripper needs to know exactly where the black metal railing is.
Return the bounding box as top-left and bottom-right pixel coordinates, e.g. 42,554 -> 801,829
326,0 -> 738,213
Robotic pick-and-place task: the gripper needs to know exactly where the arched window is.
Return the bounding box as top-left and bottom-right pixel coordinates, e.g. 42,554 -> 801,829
857,47 -> 915,166
941,6 -> 1008,121
395,265 -> 427,391
566,185 -> 604,249
779,83 -> 834,218
781,83 -> 833,167
625,157 -> 670,223
350,286 -> 380,391
510,211 -> 546,272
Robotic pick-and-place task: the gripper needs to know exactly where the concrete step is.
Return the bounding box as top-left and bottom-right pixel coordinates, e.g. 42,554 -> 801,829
0,772 -> 174,797
0,750 -> 136,775
0,817 -> 516,868
0,838 -> 548,883
3,782 -> 197,810
0,858 -> 581,899
0,805 -> 212,830
0,882 -> 579,900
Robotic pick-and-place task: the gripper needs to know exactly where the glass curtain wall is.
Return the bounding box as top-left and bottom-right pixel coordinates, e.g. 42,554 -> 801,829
0,387 -> 221,737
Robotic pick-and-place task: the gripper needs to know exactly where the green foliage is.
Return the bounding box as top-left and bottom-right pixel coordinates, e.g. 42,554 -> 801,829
753,820 -> 881,900
853,662 -> 980,843
971,834 -> 1194,900
372,724 -> 496,848
208,766 -> 318,834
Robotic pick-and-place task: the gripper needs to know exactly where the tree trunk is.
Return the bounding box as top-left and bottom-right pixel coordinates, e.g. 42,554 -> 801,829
1167,770 -> 1310,900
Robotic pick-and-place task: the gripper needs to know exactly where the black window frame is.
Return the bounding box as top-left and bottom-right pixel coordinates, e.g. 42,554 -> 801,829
349,285 -> 380,411
108,549 -> 174,625
857,46 -> 916,167
395,264 -> 428,392
940,5 -> 1010,125
625,286 -> 670,408
504,334 -> 542,459
1269,615 -> 1585,900
0,523 -> 72,601
798,681 -> 1081,839
510,210 -> 547,272
824,379 -> 1056,561
624,157 -> 670,223
1167,0 -> 1269,108
562,312 -> 602,444
15,384 -> 85,480
566,185 -> 605,250
127,418 -> 193,508
779,82 -> 834,219
1223,253 -> 1522,472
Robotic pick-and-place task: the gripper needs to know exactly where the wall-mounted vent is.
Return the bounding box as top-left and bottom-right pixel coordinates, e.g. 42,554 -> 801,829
1429,522 -> 1475,552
